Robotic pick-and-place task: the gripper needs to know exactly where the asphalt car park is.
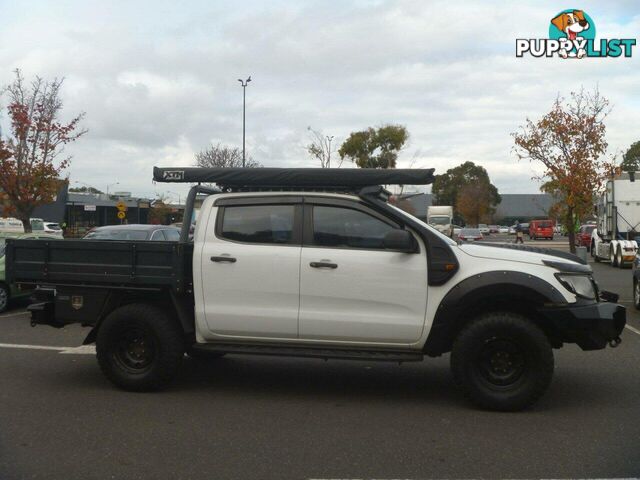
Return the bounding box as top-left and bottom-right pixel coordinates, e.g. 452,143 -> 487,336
0,248 -> 639,479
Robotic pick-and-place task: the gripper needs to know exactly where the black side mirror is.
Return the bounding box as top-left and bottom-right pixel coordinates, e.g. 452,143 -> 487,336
383,229 -> 417,253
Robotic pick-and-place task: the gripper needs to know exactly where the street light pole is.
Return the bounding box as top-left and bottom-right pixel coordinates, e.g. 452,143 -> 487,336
326,135 -> 334,168
237,76 -> 252,167
106,182 -> 119,195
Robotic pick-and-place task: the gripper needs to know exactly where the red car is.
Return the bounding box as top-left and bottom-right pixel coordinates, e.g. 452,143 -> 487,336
529,219 -> 554,240
576,224 -> 596,251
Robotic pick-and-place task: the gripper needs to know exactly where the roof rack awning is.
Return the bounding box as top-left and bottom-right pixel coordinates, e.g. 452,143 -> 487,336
153,167 -> 435,187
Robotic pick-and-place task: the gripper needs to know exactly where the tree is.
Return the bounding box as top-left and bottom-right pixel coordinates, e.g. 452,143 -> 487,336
148,193 -> 172,225
621,141 -> 640,172
338,125 -> 408,168
0,70 -> 86,232
69,186 -> 103,194
431,161 -> 501,224
306,127 -> 340,168
195,143 -> 261,168
512,87 -> 616,253
456,183 -> 496,226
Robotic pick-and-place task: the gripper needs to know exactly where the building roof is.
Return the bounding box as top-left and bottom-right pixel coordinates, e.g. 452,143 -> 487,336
67,192 -> 151,208
398,193 -> 555,220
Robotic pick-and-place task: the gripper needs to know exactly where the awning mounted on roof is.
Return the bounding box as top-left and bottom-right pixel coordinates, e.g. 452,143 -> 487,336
153,167 -> 435,188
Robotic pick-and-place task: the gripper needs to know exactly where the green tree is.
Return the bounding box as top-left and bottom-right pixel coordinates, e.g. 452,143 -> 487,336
338,125 -> 408,168
431,161 -> 501,224
621,141 -> 640,171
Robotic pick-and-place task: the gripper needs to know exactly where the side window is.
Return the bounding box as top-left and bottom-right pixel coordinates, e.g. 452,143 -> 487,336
219,205 -> 295,244
150,230 -> 166,241
164,229 -> 180,241
312,206 -> 396,249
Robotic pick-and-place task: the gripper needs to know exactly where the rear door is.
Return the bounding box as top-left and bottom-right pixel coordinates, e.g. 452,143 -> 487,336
298,199 -> 428,345
199,197 -> 303,340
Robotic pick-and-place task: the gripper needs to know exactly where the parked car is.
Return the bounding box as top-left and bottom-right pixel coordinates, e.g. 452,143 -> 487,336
521,223 -> 530,235
83,224 -> 181,241
576,224 -> 596,251
452,225 -> 463,236
508,225 -> 516,235
30,218 -> 64,237
458,228 -> 483,242
0,233 -> 61,312
529,220 -> 554,240
478,224 -> 490,234
489,225 -> 499,234
0,218 -> 25,234
5,166 -> 627,412
499,226 -> 509,234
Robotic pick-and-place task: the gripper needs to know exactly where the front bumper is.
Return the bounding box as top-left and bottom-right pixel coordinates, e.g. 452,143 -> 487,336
539,301 -> 626,350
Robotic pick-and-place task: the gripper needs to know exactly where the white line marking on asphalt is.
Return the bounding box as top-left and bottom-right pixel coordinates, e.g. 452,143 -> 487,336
0,311 -> 28,319
0,343 -> 95,354
59,345 -> 96,355
625,324 -> 640,336
0,342 -> 64,351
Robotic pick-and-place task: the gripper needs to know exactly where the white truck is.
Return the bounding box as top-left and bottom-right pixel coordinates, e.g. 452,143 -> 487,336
591,171 -> 639,267
5,167 -> 626,411
427,205 -> 454,237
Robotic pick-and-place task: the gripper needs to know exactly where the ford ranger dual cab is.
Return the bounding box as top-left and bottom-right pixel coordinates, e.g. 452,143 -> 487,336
5,167 -> 626,411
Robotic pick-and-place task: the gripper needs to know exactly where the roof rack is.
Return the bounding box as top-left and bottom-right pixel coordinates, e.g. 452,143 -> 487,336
153,167 -> 435,189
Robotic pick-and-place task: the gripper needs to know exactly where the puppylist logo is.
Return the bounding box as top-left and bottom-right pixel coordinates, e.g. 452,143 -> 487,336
516,9 -> 636,59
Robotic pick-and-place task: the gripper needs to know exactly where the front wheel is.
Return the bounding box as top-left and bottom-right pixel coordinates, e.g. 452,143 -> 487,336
0,283 -> 9,313
451,312 -> 554,411
96,303 -> 184,391
610,247 -> 618,267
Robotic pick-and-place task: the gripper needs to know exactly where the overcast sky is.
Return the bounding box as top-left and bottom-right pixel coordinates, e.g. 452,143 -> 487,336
1,0 -> 638,201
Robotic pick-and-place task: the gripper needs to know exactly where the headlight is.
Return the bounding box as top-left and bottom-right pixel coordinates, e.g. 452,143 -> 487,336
555,273 -> 596,300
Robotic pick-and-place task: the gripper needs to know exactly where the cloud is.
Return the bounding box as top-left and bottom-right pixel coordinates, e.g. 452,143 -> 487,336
0,0 -> 638,200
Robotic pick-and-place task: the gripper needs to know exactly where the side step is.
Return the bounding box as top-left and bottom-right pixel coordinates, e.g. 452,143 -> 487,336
190,343 -> 424,362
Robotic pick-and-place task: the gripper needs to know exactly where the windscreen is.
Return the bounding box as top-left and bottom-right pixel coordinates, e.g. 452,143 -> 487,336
429,216 -> 450,225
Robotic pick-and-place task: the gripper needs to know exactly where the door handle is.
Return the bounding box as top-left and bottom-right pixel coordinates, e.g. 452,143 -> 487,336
310,261 -> 338,269
211,256 -> 236,263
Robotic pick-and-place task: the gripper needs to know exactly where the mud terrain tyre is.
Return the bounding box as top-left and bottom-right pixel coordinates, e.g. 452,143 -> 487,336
96,303 -> 184,391
451,312 -> 554,411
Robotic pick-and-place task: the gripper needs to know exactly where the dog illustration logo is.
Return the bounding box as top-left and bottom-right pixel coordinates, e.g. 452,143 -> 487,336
516,9 -> 635,59
550,10 -> 593,58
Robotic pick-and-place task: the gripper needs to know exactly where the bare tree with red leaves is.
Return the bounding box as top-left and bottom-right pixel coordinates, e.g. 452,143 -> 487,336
0,69 -> 86,232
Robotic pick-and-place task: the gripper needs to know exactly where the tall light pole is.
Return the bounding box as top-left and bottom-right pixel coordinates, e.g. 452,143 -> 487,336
106,182 -> 119,195
326,135 -> 334,168
237,75 -> 251,167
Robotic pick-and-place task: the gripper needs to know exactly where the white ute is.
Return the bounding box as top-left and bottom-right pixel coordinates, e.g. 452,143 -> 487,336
6,167 -> 627,412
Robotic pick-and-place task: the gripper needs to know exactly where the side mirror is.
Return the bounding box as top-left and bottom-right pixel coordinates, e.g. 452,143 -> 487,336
383,229 -> 417,253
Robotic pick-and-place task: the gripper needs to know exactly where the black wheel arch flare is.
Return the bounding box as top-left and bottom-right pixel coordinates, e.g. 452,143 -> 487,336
423,271 -> 567,356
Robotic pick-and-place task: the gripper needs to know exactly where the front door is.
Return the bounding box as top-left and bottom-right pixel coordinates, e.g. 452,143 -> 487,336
199,200 -> 302,340
298,202 -> 428,345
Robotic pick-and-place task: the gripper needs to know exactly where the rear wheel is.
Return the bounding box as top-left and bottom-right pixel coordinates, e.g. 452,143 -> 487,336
610,247 -> 618,267
616,248 -> 624,268
96,303 -> 184,391
0,283 -> 9,313
451,312 -> 554,411
634,279 -> 640,310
